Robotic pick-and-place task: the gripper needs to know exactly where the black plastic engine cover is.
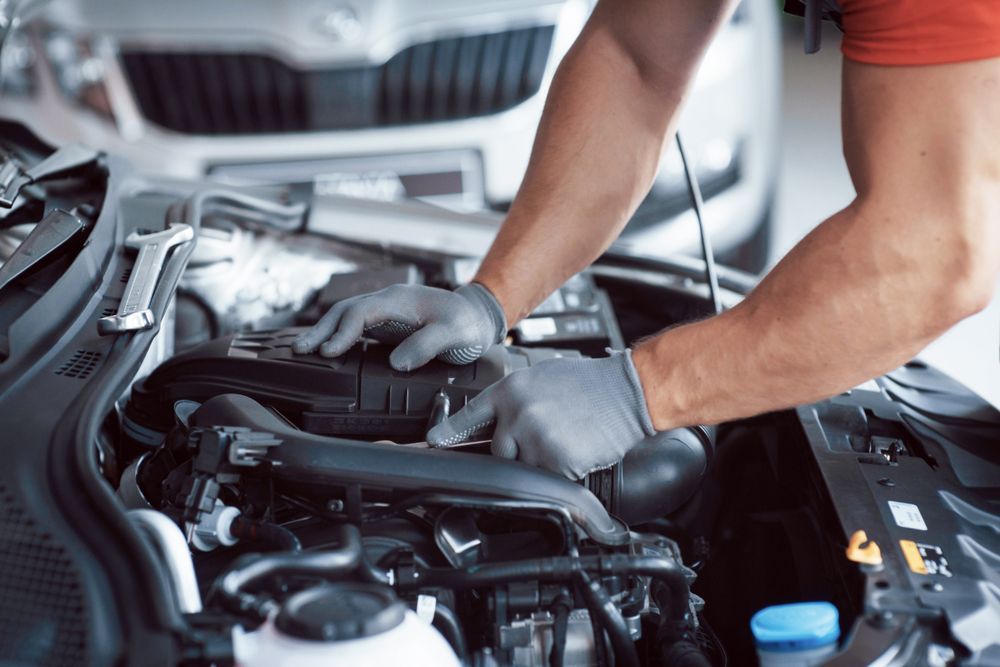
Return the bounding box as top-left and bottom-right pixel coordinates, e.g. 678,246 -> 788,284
127,328 -> 577,442
130,328 -> 711,525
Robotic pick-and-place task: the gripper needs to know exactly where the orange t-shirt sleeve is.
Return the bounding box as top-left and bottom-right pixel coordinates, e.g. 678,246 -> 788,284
840,0 -> 1000,66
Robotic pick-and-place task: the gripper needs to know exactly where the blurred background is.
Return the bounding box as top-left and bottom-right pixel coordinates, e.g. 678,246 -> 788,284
1,0 -> 996,404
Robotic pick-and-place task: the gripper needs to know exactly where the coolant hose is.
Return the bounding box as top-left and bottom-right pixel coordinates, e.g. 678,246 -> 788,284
577,569 -> 640,667
213,523 -> 363,617
548,590 -> 573,667
653,580 -> 712,667
589,607 -> 610,667
411,599 -> 467,665
659,639 -> 713,667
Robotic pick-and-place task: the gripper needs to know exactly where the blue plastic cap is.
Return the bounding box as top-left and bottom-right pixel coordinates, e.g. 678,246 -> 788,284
751,602 -> 840,652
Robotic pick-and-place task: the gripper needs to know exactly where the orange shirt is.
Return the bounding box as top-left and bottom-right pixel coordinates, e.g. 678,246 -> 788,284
839,0 -> 1000,66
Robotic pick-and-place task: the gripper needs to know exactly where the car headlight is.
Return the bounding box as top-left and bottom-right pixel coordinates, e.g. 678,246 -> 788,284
42,28 -> 112,118
658,136 -> 738,181
0,25 -> 36,96
627,135 -> 743,230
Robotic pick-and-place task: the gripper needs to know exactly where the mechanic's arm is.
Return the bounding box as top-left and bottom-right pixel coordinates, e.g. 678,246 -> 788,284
475,0 -> 738,324
633,56 -> 1000,430
294,0 -> 736,369
428,55 -> 1000,479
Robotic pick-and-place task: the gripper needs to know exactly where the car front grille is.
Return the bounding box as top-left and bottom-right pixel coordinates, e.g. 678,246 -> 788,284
120,25 -> 555,135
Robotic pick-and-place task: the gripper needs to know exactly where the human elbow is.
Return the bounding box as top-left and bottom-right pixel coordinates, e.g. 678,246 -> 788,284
943,249 -> 995,321
930,219 -> 997,326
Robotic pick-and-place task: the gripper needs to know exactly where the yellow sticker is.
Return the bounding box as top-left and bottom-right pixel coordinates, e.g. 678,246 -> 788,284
900,540 -> 929,575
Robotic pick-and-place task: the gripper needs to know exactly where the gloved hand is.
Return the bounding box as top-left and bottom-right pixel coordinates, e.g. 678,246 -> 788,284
292,282 -> 507,371
427,349 -> 656,479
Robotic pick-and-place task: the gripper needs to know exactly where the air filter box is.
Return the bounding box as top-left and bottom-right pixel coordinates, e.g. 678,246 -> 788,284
126,328 -> 577,443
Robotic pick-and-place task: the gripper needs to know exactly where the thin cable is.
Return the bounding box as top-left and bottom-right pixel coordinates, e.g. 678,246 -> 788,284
676,134 -> 723,315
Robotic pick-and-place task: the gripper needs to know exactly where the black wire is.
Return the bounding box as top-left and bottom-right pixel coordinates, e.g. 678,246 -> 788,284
676,133 -> 723,315
698,614 -> 729,667
279,494 -> 347,522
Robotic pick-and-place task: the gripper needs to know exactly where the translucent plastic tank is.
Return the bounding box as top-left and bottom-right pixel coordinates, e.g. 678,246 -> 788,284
233,583 -> 460,667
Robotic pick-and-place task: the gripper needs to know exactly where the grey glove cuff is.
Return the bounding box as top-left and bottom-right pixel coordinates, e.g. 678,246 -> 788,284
616,348 -> 658,438
457,282 -> 508,344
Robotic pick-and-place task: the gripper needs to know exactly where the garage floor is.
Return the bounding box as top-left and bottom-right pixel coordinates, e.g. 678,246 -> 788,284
774,21 -> 1000,407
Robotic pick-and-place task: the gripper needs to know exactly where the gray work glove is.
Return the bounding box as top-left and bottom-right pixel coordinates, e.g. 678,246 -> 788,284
292,282 -> 507,371
427,349 -> 657,479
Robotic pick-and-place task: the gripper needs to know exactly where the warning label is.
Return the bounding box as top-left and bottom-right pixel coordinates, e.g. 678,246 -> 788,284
900,540 -> 952,577
888,501 -> 928,531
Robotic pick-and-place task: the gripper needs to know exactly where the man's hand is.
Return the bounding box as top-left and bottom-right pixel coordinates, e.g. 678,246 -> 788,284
427,350 -> 656,479
292,283 -> 507,371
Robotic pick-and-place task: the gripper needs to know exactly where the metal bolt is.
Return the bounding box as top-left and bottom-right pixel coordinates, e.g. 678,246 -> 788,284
878,477 -> 896,487
869,610 -> 895,628
927,644 -> 956,667
923,582 -> 944,593
327,499 -> 345,513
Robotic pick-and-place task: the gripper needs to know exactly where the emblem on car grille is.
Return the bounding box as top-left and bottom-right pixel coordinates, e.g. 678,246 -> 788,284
318,6 -> 363,42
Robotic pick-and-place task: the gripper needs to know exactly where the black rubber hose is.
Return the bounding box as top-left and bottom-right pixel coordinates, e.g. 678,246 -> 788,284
229,517 -> 302,552
588,602 -> 610,667
652,580 -> 712,667
548,590 -> 573,667
659,639 -> 713,667
212,523 -> 362,617
578,570 -> 640,667
428,601 -> 468,665
188,392 -> 625,545
357,551 -> 392,586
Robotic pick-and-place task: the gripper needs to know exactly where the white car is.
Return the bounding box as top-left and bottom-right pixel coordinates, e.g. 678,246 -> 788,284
0,0 -> 780,271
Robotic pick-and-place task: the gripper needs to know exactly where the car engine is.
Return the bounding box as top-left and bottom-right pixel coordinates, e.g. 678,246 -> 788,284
118,317 -> 715,666
0,136 -> 724,666
74,155 -> 712,665
4,135 -> 998,667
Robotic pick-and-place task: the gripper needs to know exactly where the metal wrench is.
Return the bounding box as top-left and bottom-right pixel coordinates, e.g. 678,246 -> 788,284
1,144 -> 100,208
98,223 -> 194,335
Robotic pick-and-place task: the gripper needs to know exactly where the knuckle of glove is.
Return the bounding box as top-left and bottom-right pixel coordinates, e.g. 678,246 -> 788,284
380,284 -> 406,299
501,368 -> 534,394
437,345 -> 485,365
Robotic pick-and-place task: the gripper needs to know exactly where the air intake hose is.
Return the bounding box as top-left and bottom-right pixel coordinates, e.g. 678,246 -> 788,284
587,426 -> 713,525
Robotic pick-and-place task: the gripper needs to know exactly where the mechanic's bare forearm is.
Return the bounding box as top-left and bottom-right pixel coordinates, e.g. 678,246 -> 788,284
635,55 -> 1000,431
475,0 -> 735,325
633,194 -> 997,429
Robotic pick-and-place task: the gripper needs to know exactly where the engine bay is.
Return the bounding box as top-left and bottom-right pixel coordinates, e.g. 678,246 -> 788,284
2,132 -> 999,667
117,275 -> 722,665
